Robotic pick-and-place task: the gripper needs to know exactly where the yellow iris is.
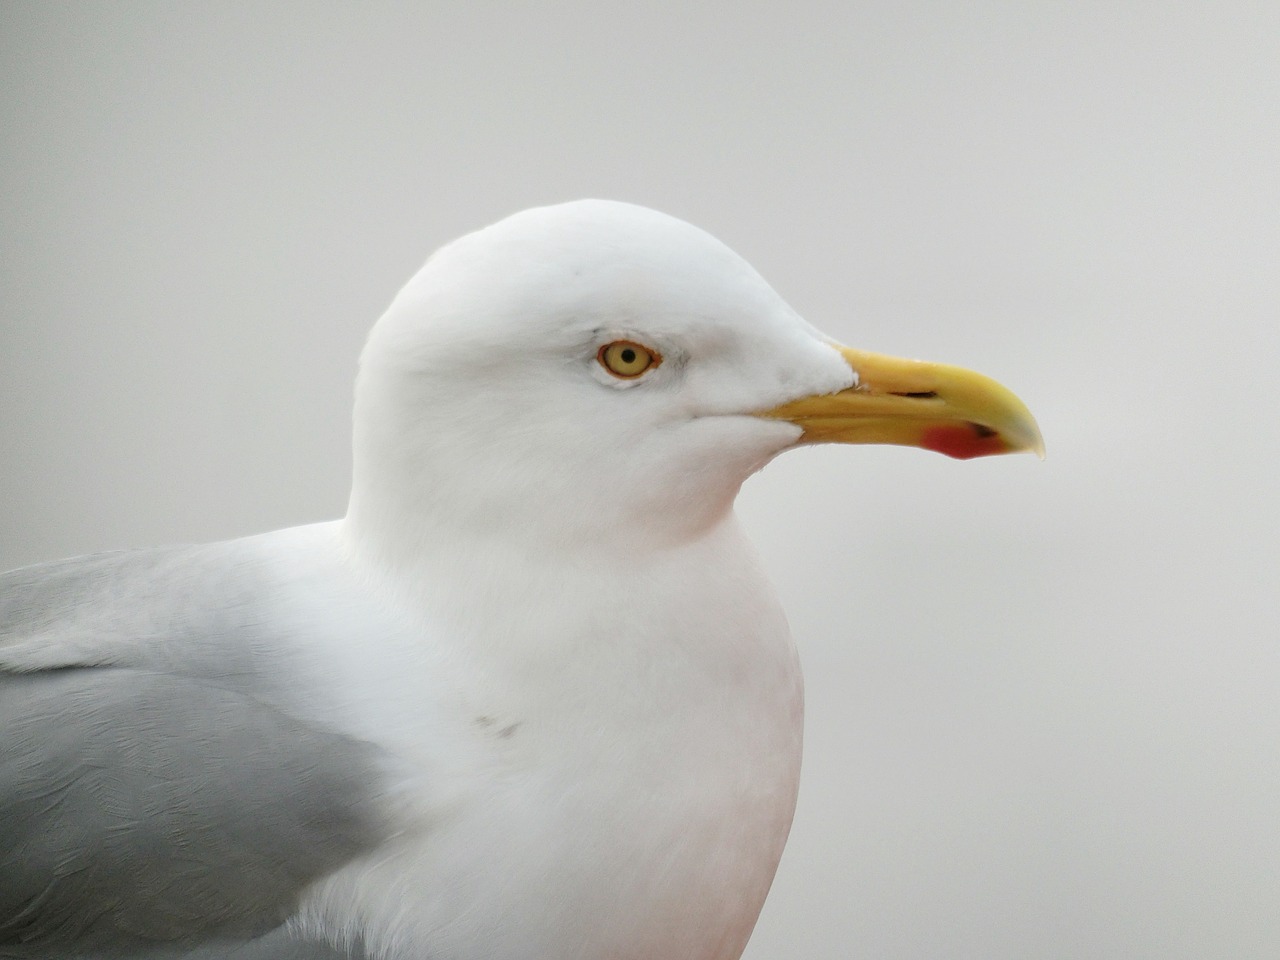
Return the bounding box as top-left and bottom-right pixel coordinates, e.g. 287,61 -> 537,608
598,341 -> 659,379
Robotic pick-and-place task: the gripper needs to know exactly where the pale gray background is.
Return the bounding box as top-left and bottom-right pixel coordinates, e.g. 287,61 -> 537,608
2,3 -> 1277,958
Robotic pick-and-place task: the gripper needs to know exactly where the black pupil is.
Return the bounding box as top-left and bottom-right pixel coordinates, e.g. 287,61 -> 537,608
620,348 -> 637,364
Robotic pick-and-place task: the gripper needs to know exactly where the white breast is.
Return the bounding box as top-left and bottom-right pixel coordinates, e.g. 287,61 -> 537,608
288,518 -> 804,960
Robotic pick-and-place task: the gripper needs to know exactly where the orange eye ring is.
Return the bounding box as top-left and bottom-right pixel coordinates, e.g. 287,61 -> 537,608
598,340 -> 661,379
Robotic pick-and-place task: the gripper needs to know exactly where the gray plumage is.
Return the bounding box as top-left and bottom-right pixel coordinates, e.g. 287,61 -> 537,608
0,543 -> 386,958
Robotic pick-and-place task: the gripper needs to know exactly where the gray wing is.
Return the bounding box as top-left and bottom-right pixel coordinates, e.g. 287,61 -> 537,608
0,544 -> 388,958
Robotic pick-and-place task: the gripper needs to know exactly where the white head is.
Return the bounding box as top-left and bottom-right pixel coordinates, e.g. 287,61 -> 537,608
347,201 -> 850,559
346,200 -> 1041,566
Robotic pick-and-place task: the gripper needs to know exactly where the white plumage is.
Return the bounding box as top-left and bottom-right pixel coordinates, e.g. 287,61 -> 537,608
0,200 -> 1040,960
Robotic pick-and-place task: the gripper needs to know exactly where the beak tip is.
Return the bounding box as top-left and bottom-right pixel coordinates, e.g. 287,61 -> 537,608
1022,421 -> 1047,461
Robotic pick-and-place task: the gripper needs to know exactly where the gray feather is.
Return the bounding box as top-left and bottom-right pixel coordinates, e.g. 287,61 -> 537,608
0,541 -> 390,957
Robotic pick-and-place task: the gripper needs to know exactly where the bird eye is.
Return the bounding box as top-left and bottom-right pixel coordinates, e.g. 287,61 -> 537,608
598,340 -> 660,379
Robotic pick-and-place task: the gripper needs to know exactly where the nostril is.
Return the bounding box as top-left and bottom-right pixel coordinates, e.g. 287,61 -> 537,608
892,391 -> 938,399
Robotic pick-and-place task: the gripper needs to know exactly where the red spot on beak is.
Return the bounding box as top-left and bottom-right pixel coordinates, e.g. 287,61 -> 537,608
920,424 -> 1009,460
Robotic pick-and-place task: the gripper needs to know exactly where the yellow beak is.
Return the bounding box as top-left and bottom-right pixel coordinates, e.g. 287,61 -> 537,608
760,344 -> 1044,460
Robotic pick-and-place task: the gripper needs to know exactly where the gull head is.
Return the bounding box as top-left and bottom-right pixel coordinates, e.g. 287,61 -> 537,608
347,200 -> 1041,559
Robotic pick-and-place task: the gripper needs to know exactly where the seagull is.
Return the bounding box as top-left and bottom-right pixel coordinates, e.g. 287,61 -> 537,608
0,200 -> 1042,960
